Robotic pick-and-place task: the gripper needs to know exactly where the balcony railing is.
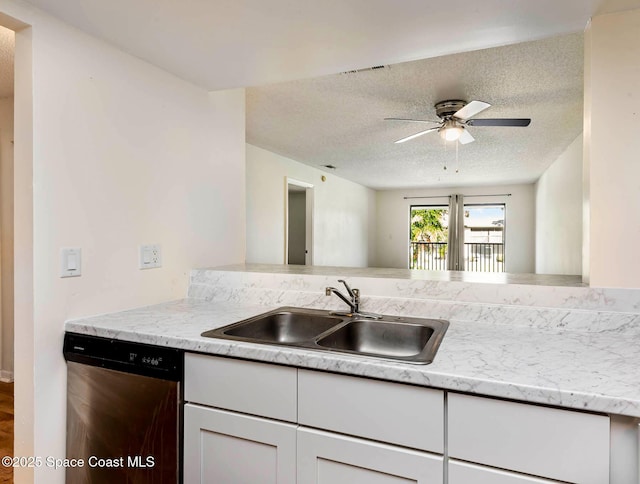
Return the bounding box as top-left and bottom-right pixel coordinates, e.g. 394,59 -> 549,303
410,242 -> 448,271
410,242 -> 505,272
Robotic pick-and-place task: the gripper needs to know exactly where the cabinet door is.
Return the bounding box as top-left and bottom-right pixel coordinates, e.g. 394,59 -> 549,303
448,393 -> 609,484
184,403 -> 296,484
449,460 -> 560,484
298,427 -> 443,484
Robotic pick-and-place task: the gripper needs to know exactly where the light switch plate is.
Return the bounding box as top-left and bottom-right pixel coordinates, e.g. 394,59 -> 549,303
61,248 -> 82,278
139,244 -> 162,269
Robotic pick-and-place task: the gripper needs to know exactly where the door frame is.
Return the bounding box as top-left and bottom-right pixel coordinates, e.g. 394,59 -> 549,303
284,177 -> 314,265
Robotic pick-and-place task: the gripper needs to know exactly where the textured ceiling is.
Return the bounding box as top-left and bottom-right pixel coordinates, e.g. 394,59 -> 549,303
20,0 -> 605,90
0,26 -> 14,98
247,33 -> 584,189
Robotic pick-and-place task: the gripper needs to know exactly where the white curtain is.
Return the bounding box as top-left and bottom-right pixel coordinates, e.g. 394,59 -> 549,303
447,194 -> 465,271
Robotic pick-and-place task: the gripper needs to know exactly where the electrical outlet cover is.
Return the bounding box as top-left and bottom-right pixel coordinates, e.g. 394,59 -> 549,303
139,244 -> 162,269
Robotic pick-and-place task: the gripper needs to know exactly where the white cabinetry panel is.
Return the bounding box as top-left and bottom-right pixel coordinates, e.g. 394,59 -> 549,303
183,403 -> 296,484
298,369 -> 444,452
449,460 -> 560,484
448,393 -> 609,484
185,353 -> 297,421
297,427 -> 443,484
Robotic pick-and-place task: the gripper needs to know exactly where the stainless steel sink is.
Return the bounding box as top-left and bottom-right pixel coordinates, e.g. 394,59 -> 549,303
202,308 -> 343,343
316,319 -> 436,360
202,307 -> 448,365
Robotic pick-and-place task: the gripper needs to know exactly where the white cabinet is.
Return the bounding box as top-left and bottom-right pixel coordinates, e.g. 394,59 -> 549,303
183,403 -> 296,484
298,427 -> 443,484
184,355 -> 298,483
610,415 -> 639,483
184,354 -> 445,484
448,393 -> 610,484
298,369 -> 444,452
184,353 -> 615,484
449,460 -> 559,484
185,353 -> 297,421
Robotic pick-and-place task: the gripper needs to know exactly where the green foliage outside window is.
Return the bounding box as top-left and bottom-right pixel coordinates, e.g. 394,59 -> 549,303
410,208 -> 448,243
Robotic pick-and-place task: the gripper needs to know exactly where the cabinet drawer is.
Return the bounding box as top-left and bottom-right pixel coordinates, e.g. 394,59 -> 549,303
298,369 -> 444,453
298,427 -> 443,484
448,393 -> 609,484
450,460 -> 560,484
185,353 -> 297,422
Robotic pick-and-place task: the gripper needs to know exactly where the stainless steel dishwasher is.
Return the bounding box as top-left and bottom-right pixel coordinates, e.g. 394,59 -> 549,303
64,332 -> 183,484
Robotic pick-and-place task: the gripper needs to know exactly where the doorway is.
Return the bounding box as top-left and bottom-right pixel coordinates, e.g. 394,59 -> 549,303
285,178 -> 313,265
0,22 -> 15,484
0,24 -> 14,382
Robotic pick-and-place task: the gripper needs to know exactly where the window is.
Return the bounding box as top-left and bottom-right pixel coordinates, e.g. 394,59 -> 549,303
409,202 -> 505,272
463,204 -> 505,272
409,205 -> 449,270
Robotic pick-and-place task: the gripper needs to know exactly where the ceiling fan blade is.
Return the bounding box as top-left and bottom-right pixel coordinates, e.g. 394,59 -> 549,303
466,118 -> 531,127
394,127 -> 438,144
458,129 -> 475,145
453,100 -> 491,120
385,117 -> 440,124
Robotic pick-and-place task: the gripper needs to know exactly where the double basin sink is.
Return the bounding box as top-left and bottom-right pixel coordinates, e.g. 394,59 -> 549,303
202,307 -> 449,364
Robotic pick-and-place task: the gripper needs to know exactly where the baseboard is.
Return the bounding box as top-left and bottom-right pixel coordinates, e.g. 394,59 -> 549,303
0,370 -> 13,383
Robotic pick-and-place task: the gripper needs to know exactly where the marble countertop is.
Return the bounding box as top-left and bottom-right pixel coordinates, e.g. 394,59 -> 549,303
212,263 -> 586,287
65,298 -> 640,418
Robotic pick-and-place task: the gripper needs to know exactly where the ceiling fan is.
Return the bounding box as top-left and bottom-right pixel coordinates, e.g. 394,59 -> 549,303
385,100 -> 531,145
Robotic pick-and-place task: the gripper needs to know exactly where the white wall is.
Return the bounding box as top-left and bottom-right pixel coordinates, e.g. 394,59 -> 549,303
1,1 -> 246,481
375,184 -> 535,272
585,8 -> 640,288
246,143 -> 376,267
0,96 -> 13,381
535,134 -> 583,275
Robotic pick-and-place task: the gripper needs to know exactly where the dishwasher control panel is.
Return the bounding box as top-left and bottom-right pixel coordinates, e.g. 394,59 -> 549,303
64,332 -> 183,381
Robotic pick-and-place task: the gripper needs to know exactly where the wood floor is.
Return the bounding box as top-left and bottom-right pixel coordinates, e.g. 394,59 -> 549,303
0,382 -> 13,484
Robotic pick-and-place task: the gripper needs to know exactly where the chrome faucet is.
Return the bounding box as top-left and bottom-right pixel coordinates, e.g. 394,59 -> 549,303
325,280 -> 382,319
325,279 -> 360,314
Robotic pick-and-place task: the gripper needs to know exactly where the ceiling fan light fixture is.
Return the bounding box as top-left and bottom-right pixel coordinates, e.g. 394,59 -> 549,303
386,99 -> 531,146
440,121 -> 463,142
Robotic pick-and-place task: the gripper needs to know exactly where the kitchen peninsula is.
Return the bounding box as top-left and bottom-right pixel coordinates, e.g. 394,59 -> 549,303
66,265 -> 640,483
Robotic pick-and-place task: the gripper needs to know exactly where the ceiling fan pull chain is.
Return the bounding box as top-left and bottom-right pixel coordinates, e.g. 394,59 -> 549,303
443,135 -> 448,170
